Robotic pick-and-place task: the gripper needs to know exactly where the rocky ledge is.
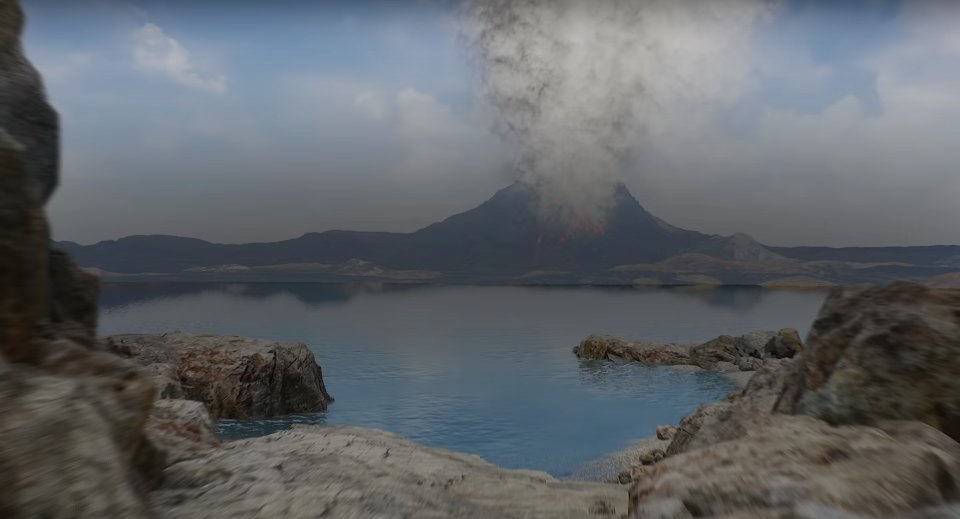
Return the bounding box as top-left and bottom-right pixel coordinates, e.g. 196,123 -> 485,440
98,332 -> 334,420
573,327 -> 803,384
585,282 -> 960,519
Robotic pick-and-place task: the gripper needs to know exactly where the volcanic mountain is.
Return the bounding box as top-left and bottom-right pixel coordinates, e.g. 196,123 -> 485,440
60,182 -> 708,275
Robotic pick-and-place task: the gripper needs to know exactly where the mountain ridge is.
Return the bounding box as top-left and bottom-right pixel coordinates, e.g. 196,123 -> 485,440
58,181 -> 960,286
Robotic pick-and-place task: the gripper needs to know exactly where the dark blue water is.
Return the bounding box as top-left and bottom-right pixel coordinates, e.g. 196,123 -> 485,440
98,283 -> 829,478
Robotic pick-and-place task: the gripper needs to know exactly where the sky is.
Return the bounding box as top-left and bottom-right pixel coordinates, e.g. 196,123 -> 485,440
19,0 -> 960,247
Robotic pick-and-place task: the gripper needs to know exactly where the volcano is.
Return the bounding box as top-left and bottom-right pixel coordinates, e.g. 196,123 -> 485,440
60,181 -> 711,276
400,181 -> 707,272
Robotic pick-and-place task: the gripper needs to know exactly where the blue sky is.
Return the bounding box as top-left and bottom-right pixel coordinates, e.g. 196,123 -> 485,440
20,0 -> 960,246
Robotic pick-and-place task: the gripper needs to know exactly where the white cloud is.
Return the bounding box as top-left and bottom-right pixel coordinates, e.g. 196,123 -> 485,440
354,90 -> 388,120
627,2 -> 960,247
132,23 -> 227,94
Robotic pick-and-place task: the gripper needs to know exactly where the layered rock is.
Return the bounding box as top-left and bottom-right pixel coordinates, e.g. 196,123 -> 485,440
0,48 -> 157,519
100,332 -> 334,420
574,328 -> 799,373
147,399 -> 221,464
774,282 -> 960,441
626,282 -> 960,518
152,424 -> 629,519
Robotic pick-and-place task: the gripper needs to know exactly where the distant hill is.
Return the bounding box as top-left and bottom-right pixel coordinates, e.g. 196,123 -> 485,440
59,182 -> 707,275
55,181 -> 960,286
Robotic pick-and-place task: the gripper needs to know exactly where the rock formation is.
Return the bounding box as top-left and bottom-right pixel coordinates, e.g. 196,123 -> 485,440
574,328 -> 799,373
99,332 -> 334,420
624,282 -> 960,519
151,424 -> 630,519
0,14 -> 159,513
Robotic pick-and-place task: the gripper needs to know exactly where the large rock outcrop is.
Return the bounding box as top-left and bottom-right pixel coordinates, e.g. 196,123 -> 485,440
628,282 -> 960,518
152,424 -> 629,519
0,72 -> 155,519
774,282 -> 960,440
100,332 -> 334,420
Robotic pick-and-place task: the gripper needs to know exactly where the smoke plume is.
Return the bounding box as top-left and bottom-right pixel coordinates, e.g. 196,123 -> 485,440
458,0 -> 781,228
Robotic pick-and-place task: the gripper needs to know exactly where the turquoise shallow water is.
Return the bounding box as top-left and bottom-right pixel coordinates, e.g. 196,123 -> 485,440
98,283 -> 829,479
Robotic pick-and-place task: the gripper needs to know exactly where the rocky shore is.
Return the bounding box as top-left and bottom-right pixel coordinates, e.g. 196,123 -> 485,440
5,2 -> 960,517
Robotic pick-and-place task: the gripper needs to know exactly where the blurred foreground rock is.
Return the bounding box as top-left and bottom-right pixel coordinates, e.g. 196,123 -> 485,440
152,424 -> 628,519
0,63 -> 157,519
626,282 -> 960,519
99,332 -> 334,419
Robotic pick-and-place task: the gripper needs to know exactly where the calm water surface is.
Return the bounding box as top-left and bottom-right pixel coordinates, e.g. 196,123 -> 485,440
98,283 -> 829,479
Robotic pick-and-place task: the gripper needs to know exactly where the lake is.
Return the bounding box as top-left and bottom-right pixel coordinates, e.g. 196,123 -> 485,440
98,282 -> 830,480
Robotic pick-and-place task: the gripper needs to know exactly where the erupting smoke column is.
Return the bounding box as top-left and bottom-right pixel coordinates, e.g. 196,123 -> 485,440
458,0 -> 780,228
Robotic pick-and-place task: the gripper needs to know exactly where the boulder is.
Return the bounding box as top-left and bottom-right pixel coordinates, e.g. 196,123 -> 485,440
764,328 -> 803,359
146,399 -> 221,464
656,425 -> 677,441
629,415 -> 960,519
575,335 -> 693,365
734,330 -> 776,358
774,282 -> 960,442
103,333 -> 334,419
736,356 -> 763,371
666,361 -> 795,456
0,359 -> 154,518
689,335 -> 739,369
153,424 -> 630,519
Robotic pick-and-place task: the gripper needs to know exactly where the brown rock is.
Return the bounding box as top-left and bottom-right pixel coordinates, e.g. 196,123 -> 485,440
666,362 -> 795,456
575,334 -> 693,365
0,358 -> 152,518
764,328 -> 803,359
629,414 -> 960,518
690,335 -> 739,369
657,425 -> 677,441
48,247 -> 99,348
146,399 -> 221,464
773,282 -> 960,442
103,333 -> 334,420
0,126 -> 48,365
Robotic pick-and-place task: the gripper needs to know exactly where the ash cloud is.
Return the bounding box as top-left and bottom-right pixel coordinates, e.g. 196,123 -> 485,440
457,0 -> 781,227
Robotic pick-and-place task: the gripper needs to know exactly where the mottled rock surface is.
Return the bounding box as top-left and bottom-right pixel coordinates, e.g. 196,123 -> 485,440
630,415 -> 960,518
101,332 -> 334,419
152,424 -> 629,519
775,282 -> 960,441
146,399 -> 220,464
575,334 -> 695,365
764,327 -> 803,359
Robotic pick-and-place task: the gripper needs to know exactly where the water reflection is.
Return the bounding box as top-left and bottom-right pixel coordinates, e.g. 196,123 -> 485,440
100,281 -> 828,316
100,283 -> 829,480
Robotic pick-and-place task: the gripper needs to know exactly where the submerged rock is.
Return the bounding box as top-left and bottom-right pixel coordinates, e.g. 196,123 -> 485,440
152,424 -> 629,519
101,333 -> 334,420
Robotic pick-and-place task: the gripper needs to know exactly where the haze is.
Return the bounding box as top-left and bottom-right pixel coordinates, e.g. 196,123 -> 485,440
23,0 -> 960,247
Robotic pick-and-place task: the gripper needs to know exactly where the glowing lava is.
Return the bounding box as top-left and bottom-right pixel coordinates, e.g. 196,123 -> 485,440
535,209 -> 606,246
